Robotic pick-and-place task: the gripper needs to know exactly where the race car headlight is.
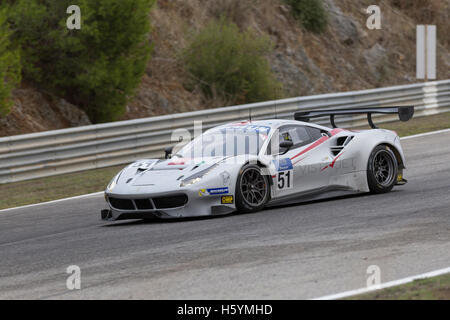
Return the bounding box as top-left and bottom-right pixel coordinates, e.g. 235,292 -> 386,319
107,170 -> 123,191
107,179 -> 117,191
180,163 -> 219,187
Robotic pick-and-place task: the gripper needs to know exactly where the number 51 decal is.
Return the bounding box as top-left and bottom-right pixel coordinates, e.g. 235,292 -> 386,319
277,170 -> 293,190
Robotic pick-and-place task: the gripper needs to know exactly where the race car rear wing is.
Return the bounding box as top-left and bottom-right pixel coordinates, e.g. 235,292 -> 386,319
294,106 -> 414,129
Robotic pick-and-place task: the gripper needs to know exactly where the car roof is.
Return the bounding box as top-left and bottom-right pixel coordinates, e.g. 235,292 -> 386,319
211,119 -> 331,132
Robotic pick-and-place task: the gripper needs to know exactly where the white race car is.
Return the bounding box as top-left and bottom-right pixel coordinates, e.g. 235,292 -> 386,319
101,107 -> 414,221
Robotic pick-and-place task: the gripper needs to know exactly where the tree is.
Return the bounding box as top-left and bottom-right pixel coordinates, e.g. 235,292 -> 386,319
183,19 -> 282,105
9,0 -> 155,123
0,6 -> 21,117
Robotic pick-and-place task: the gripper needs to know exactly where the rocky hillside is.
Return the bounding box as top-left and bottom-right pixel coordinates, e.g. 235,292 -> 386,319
2,0 -> 449,136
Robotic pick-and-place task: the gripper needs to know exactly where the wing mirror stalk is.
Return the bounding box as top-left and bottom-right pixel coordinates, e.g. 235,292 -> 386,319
279,141 -> 293,155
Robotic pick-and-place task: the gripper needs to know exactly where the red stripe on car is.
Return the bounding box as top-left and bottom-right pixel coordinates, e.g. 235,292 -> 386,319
330,128 -> 345,136
290,128 -> 346,161
290,136 -> 329,160
321,152 -> 345,171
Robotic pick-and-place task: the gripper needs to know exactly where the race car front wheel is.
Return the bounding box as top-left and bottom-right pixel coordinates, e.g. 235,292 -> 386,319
235,164 -> 270,213
367,145 -> 398,194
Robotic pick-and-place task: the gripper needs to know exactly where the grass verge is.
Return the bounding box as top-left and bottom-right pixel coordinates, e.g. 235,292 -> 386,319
0,112 -> 449,210
346,273 -> 450,300
352,111 -> 450,136
0,165 -> 123,210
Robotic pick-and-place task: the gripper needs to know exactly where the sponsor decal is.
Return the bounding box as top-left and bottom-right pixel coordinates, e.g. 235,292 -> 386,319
207,187 -> 229,195
221,195 -> 234,204
273,159 -> 294,190
321,152 -> 345,171
199,187 -> 230,196
273,158 -> 293,172
225,124 -> 271,133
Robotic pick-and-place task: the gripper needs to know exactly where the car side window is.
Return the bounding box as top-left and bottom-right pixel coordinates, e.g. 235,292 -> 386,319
268,125 -> 312,154
306,126 -> 327,141
290,126 -> 311,147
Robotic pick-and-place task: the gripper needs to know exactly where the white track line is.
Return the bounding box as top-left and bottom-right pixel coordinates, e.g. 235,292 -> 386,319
1,127 -> 449,213
400,128 -> 450,140
0,191 -> 103,213
313,266 -> 450,300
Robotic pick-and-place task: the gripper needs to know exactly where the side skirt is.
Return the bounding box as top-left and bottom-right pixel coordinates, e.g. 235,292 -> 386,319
266,186 -> 364,207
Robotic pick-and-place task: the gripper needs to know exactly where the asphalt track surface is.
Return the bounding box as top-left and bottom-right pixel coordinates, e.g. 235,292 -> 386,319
0,131 -> 449,299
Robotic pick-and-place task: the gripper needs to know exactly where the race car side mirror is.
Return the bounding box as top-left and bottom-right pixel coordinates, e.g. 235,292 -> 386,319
164,146 -> 173,159
279,141 -> 293,155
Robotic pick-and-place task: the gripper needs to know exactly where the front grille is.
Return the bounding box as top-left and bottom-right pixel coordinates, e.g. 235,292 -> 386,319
108,197 -> 135,210
108,195 -> 188,211
153,195 -> 188,209
134,199 -> 154,210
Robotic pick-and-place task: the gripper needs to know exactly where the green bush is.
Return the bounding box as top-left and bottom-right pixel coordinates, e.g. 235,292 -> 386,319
182,19 -> 282,105
0,7 -> 21,117
8,0 -> 154,123
286,0 -> 328,33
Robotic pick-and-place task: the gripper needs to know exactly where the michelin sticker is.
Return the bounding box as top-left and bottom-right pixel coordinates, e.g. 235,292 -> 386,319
207,187 -> 229,195
199,187 -> 230,196
273,158 -> 293,190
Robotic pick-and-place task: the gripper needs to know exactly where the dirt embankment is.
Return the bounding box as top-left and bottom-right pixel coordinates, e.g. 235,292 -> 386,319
2,0 -> 449,137
0,83 -> 90,136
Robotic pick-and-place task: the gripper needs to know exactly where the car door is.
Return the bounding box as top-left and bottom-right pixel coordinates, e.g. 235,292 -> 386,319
268,124 -> 332,198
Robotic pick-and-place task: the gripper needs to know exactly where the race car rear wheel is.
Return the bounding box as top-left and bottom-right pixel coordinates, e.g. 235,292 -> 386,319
367,145 -> 398,194
235,164 -> 270,213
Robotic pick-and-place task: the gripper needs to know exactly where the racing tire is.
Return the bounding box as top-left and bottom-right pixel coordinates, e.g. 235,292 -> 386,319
235,164 -> 270,213
367,145 -> 398,194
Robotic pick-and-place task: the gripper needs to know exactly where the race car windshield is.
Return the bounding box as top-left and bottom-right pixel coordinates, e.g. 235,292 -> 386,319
175,128 -> 269,158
